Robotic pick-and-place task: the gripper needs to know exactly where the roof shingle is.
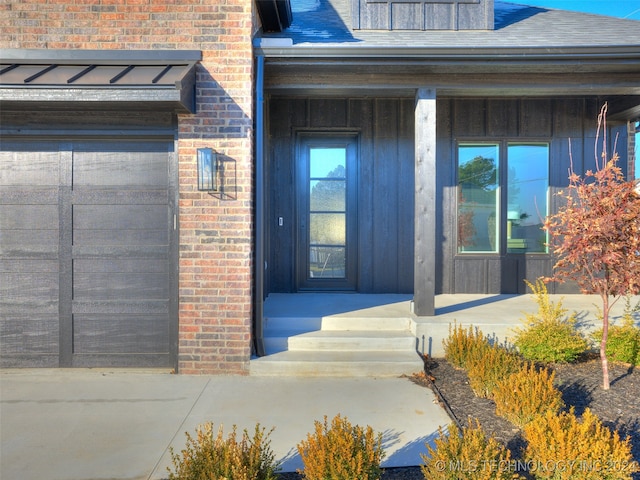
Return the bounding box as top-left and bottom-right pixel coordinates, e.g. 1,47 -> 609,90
258,0 -> 640,49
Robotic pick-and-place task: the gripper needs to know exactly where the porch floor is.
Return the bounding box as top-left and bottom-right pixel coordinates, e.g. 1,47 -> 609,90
263,293 -> 414,319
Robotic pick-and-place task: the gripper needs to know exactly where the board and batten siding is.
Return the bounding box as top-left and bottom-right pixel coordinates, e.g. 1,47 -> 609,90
351,0 -> 494,30
267,96 -> 628,296
267,97 -> 415,294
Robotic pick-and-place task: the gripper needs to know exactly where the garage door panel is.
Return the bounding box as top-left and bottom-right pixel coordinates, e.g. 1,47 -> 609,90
73,245 -> 169,257
69,141 -> 173,365
0,317 -> 59,354
0,204 -> 59,229
72,300 -> 169,315
1,272 -> 59,300
0,259 -> 59,273
0,299 -> 59,315
73,204 -> 168,231
1,354 -> 59,368
73,314 -> 169,354
0,150 -> 61,186
1,142 -> 63,366
73,228 -> 169,246
74,150 -> 169,187
70,353 -> 171,368
74,258 -> 167,274
72,188 -> 168,205
0,231 -> 60,257
74,273 -> 169,300
0,187 -> 59,204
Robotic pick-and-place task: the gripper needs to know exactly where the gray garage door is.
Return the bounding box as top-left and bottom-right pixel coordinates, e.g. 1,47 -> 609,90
0,138 -> 176,368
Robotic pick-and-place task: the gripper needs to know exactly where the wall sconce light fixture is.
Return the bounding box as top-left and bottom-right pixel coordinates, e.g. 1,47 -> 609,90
197,148 -> 218,192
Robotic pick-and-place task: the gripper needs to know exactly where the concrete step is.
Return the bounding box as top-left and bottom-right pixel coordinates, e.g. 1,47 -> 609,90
287,330 -> 417,351
257,308 -> 421,376
250,350 -> 425,377
264,330 -> 417,355
264,316 -> 414,333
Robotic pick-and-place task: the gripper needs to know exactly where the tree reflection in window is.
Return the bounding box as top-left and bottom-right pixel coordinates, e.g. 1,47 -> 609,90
457,143 -> 549,254
458,145 -> 499,252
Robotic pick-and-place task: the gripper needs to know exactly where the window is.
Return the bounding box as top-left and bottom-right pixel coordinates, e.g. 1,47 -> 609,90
457,142 -> 549,254
458,144 -> 499,253
309,147 -> 347,278
506,144 -> 549,253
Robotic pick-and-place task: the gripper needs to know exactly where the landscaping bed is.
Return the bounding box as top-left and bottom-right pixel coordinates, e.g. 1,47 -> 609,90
425,355 -> 640,480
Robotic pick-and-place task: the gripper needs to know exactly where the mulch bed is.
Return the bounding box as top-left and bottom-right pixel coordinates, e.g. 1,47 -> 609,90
425,354 -> 640,480
279,355 -> 639,480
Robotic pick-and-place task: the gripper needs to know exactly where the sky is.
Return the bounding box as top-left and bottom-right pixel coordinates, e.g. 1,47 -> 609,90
517,0 -> 640,20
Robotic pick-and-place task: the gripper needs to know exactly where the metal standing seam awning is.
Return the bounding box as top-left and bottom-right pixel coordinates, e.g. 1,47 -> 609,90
0,49 -> 201,113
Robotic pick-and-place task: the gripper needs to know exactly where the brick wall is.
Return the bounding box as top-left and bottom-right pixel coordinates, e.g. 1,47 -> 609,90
1,0 -> 255,374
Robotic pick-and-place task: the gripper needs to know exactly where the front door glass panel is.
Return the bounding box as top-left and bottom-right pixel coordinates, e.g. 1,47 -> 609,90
309,148 -> 347,278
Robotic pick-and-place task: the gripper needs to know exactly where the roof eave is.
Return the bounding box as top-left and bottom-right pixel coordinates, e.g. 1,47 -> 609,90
255,42 -> 640,62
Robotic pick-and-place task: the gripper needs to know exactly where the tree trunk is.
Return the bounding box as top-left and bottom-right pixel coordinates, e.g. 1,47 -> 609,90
601,294 -> 610,390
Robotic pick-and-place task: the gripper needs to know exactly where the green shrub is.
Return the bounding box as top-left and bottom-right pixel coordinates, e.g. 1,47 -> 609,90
493,362 -> 564,428
466,344 -> 523,399
512,279 -> 588,363
443,322 -> 491,370
421,419 -> 523,480
523,408 -> 639,480
591,297 -> 640,366
167,422 -> 279,480
297,414 -> 384,480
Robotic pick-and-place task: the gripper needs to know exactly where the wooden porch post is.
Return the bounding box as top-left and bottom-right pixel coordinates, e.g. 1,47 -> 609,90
414,88 -> 436,316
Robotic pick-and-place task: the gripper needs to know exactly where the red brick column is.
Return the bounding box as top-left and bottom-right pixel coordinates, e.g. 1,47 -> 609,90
1,0 -> 255,374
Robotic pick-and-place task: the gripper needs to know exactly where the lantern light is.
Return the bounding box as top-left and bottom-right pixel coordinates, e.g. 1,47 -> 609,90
197,148 -> 218,192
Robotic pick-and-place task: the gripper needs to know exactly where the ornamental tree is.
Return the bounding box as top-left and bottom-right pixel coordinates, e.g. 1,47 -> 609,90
544,104 -> 640,390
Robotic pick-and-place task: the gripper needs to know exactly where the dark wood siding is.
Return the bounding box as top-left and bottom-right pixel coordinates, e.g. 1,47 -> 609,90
267,96 -> 627,296
267,97 -> 415,293
1,138 -> 176,367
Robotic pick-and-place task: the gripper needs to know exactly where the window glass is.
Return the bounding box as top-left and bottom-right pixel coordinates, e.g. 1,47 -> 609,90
308,147 -> 347,278
506,144 -> 549,253
457,144 -> 499,253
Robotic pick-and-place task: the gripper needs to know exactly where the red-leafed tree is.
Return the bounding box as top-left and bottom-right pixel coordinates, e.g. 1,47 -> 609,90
544,104 -> 640,390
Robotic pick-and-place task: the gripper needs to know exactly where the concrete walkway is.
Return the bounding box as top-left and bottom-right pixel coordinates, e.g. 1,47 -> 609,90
3,293 -> 636,479
0,369 -> 451,480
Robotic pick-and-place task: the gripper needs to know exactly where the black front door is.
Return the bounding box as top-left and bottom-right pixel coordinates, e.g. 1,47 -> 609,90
296,134 -> 358,290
